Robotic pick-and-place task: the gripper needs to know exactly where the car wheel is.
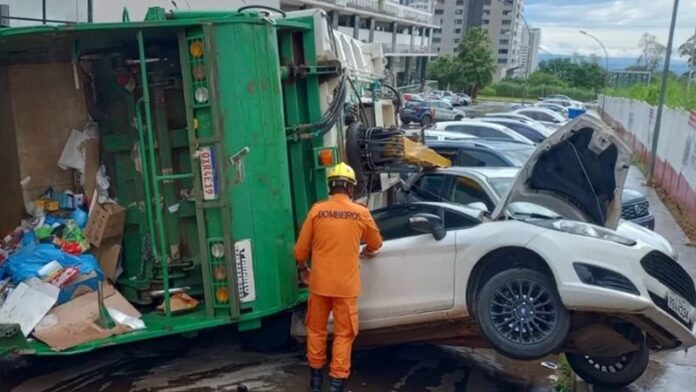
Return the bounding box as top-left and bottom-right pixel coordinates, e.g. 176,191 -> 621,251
420,115 -> 433,126
454,115 -> 463,121
566,331 -> 649,388
476,268 -> 570,360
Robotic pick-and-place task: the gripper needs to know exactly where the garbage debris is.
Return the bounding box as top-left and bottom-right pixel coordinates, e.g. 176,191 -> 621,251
33,283 -> 143,351
0,278 -> 59,337
84,202 -> 126,247
3,243 -> 102,285
157,292 -> 199,314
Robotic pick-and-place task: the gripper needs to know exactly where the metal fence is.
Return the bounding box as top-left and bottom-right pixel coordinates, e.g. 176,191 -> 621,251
602,96 -> 696,221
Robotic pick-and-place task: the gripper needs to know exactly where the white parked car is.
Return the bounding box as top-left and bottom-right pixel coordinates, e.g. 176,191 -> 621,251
293,116 -> 696,388
514,107 -> 568,129
422,130 -> 477,142
432,121 -> 535,145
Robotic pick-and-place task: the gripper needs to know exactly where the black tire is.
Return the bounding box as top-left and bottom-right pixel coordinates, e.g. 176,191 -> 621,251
476,268 -> 569,360
241,313 -> 293,352
566,335 -> 649,388
454,115 -> 463,121
420,115 -> 433,126
400,116 -> 410,125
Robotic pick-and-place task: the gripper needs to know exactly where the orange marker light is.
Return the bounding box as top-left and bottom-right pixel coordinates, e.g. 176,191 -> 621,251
216,287 -> 230,303
319,149 -> 334,166
189,41 -> 204,58
192,64 -> 206,81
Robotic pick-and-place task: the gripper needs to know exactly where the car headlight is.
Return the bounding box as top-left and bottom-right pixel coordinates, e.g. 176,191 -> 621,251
531,219 -> 637,246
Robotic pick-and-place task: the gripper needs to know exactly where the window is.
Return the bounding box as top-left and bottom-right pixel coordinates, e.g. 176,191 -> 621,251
456,0 -> 465,5
497,58 -> 508,64
455,19 -> 463,25
500,39 -> 509,45
432,37 -> 441,43
444,211 -> 479,230
435,10 -> 444,15
520,110 -> 554,122
448,176 -> 496,211
458,150 -> 508,167
455,9 -> 463,14
453,38 -> 461,44
482,19 -> 490,25
498,49 -> 508,54
502,19 -> 512,25
454,28 -> 462,34
445,125 -> 511,140
502,124 -> 545,144
373,205 -> 439,241
503,10 -> 512,16
412,174 -> 447,202
501,29 -> 510,35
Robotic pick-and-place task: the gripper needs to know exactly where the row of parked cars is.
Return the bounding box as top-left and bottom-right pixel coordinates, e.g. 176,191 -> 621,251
347,103 -> 695,388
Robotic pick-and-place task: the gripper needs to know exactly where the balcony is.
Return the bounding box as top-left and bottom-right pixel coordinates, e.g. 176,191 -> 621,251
293,0 -> 435,25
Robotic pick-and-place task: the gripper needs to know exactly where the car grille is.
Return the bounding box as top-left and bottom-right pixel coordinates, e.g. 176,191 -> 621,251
649,292 -> 694,329
622,200 -> 650,220
641,251 -> 696,306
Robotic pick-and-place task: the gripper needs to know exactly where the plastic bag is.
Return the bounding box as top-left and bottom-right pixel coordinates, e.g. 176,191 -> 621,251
4,244 -> 103,284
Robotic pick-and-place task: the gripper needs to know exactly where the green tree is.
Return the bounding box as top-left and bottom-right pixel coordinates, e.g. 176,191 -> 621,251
538,58 -> 606,90
456,27 -> 496,98
678,33 -> 696,73
637,33 -> 667,73
426,55 -> 461,90
528,71 -> 567,87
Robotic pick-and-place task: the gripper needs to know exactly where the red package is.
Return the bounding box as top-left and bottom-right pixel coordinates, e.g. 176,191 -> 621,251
60,241 -> 82,255
48,267 -> 80,288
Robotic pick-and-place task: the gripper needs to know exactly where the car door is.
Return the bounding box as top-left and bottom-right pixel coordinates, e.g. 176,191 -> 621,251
359,204 -> 460,321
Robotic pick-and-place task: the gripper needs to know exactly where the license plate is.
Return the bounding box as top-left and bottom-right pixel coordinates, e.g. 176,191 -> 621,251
667,291 -> 691,323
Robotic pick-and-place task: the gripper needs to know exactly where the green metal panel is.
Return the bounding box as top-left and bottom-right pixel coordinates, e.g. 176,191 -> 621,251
209,19 -> 300,314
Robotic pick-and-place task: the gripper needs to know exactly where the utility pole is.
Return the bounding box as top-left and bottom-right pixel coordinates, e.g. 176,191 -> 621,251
647,0 -> 680,183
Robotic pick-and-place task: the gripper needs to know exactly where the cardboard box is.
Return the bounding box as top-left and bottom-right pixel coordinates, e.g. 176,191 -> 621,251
93,238 -> 122,282
33,283 -> 141,351
85,203 -> 126,247
56,271 -> 100,305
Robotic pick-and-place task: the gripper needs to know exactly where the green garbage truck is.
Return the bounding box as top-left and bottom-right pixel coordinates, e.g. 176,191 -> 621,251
0,6 -> 413,357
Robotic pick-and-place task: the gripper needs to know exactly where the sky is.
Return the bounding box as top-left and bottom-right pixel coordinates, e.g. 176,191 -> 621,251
526,0 -> 696,59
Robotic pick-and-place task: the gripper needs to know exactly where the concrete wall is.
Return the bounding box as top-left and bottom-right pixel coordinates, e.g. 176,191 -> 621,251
603,96 -> 696,222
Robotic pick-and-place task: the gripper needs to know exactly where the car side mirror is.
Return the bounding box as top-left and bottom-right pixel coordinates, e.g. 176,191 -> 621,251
409,213 -> 446,241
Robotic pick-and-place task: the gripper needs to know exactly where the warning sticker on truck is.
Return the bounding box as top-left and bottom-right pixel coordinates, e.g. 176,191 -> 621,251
199,146 -> 218,200
235,239 -> 256,303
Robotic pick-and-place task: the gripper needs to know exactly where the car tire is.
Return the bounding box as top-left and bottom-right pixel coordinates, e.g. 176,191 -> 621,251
476,268 -> 570,360
566,333 -> 649,388
420,115 -> 433,126
454,115 -> 463,121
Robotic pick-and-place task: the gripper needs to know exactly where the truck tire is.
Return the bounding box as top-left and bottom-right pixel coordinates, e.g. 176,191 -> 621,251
475,268 -> 569,360
566,335 -> 649,388
241,313 -> 293,353
420,115 -> 433,126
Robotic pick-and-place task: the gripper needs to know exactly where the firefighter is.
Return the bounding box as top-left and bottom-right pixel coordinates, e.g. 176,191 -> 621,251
294,162 -> 383,392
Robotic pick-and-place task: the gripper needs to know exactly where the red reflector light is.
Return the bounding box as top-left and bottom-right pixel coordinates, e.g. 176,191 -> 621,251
318,149 -> 334,166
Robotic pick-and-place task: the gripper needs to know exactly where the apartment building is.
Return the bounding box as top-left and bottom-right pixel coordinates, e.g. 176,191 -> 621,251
282,0 -> 439,87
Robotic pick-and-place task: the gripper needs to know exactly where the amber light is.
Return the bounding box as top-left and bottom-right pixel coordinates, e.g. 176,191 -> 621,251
318,149 -> 334,166
189,41 -> 205,58
216,287 -> 230,303
192,64 -> 206,81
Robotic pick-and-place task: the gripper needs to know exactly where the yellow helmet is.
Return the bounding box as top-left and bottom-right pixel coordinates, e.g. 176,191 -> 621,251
327,162 -> 357,186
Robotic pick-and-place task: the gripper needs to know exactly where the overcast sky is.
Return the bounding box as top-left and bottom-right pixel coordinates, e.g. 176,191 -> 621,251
526,0 -> 696,59
4,0 -> 696,59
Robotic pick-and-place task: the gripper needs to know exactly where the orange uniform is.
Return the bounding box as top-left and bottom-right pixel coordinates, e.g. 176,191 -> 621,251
294,193 -> 382,379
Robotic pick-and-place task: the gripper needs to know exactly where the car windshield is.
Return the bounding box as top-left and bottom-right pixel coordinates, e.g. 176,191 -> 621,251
488,177 -> 560,218
498,146 -> 535,166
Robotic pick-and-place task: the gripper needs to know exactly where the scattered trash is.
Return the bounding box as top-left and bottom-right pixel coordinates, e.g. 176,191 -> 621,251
58,128 -> 92,171
541,361 -> 559,370
157,292 -> 199,314
107,307 -> 145,330
4,243 -> 102,284
84,202 -> 126,247
0,278 -> 59,337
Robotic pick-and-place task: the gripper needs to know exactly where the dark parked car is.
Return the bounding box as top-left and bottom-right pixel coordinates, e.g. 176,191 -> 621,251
400,100 -> 465,126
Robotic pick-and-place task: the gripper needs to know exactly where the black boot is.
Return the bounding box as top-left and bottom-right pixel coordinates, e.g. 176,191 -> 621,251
308,367 -> 323,392
328,378 -> 346,392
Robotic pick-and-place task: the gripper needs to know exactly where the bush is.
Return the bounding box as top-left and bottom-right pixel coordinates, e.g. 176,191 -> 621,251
485,82 -> 598,101
607,79 -> 696,110
480,86 -> 496,96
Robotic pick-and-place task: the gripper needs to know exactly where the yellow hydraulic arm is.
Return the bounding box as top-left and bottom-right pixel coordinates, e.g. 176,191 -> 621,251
402,136 -> 452,168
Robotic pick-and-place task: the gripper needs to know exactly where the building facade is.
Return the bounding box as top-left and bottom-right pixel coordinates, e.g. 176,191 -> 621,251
282,0 -> 439,87
432,0 -> 530,81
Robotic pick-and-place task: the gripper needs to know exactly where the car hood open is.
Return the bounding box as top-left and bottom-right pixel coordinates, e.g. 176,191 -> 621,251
491,115 -> 632,230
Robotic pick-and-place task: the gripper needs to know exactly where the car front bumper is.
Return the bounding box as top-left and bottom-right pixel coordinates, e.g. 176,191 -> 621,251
527,232 -> 696,349
630,214 -> 655,230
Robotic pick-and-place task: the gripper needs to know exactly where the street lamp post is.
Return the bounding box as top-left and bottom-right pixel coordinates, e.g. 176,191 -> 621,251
579,30 -> 610,113
647,0 -> 680,183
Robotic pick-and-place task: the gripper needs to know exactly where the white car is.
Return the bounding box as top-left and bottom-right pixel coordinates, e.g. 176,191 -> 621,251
484,112 -> 555,132
514,107 -> 568,129
432,121 -> 535,145
543,97 -> 585,110
293,116 -> 696,388
422,130 -> 477,142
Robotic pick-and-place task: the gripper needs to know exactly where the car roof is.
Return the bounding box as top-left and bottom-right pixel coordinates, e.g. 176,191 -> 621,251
431,166 -> 520,180
427,138 -> 534,150
435,120 -> 510,130
372,201 -> 484,219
